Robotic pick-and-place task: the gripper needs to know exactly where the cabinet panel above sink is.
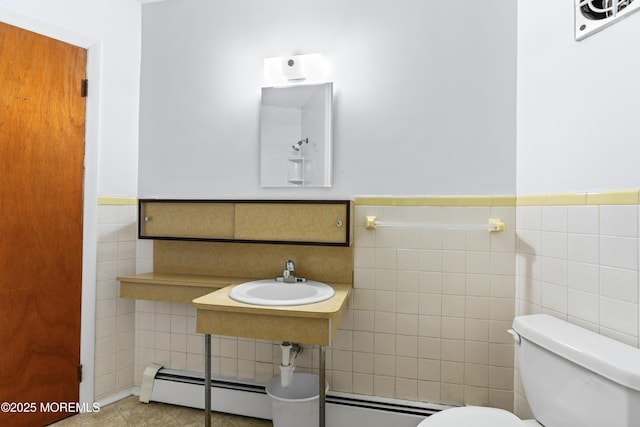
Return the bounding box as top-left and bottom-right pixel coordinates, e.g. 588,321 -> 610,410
140,202 -> 235,239
139,199 -> 352,246
234,202 -> 349,244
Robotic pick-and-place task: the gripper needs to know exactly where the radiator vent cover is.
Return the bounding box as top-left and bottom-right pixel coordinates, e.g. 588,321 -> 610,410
576,0 -> 640,40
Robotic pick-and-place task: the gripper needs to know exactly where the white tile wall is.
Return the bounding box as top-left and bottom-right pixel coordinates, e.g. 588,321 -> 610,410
102,198 -> 640,416
346,205 -> 515,408
94,203 -> 139,400
514,204 -> 640,418
134,299 -> 326,387
516,204 -> 640,343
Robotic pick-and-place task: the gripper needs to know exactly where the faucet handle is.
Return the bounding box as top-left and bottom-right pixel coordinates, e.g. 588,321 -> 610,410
281,260 -> 297,283
285,259 -> 295,272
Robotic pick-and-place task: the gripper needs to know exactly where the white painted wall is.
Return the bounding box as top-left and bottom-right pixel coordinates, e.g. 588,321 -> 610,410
0,0 -> 141,197
517,0 -> 640,195
138,0 -> 517,198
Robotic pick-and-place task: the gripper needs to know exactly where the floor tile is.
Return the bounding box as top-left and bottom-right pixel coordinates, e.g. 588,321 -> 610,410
49,396 -> 273,427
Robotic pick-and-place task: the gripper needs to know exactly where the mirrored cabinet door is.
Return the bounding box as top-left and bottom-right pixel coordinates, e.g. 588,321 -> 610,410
260,83 -> 333,188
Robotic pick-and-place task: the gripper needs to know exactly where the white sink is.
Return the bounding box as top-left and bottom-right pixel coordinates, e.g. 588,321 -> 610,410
228,279 -> 335,306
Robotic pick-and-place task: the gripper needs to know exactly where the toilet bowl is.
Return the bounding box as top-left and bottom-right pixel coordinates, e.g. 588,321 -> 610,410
416,406 -> 533,427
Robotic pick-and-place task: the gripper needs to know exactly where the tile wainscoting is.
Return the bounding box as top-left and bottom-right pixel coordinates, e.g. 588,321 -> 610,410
94,197 -> 149,400
514,192 -> 640,417
94,190 -> 640,415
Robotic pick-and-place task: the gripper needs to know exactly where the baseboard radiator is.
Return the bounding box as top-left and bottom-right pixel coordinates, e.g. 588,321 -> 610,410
145,368 -> 442,427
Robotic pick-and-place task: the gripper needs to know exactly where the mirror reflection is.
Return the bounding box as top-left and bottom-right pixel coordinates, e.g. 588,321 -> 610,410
260,83 -> 333,187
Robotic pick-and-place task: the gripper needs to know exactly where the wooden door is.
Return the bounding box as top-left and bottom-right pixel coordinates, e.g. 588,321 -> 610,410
0,23 -> 86,427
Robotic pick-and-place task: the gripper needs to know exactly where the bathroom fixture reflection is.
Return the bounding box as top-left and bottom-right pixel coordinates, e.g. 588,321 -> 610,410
365,215 -> 505,232
260,83 -> 333,187
292,137 -> 309,151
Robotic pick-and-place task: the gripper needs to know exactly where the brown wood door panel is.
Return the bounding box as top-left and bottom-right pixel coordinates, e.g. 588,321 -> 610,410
0,22 -> 85,427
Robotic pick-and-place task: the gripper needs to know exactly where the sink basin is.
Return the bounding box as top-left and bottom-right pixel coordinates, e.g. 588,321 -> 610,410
228,279 -> 335,306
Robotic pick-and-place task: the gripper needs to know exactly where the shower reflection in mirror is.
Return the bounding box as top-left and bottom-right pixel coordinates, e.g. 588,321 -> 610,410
260,83 -> 333,187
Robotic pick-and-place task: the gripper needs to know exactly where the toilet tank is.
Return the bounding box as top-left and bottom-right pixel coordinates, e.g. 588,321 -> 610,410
512,314 -> 640,427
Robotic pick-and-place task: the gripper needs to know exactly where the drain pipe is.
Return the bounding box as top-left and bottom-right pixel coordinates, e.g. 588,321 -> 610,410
280,342 -> 301,388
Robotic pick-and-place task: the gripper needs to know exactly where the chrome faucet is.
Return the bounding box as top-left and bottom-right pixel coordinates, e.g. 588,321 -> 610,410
277,259 -> 306,283
283,259 -> 296,283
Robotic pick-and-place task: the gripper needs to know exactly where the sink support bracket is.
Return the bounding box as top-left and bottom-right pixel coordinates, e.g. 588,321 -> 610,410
319,345 -> 326,427
205,334 -> 211,427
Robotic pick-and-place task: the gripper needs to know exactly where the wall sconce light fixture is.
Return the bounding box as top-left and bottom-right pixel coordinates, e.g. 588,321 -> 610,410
264,53 -> 325,86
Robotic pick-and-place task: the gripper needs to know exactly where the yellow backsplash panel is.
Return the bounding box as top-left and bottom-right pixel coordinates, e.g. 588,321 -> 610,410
154,240 -> 353,285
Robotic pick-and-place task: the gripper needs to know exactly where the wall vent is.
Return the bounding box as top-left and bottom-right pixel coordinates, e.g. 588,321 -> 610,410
576,0 -> 640,40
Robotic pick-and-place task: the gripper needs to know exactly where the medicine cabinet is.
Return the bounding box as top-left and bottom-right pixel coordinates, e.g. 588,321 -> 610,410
260,83 -> 333,187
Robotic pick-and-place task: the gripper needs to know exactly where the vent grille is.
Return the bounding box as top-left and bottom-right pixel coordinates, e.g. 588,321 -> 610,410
576,0 -> 640,40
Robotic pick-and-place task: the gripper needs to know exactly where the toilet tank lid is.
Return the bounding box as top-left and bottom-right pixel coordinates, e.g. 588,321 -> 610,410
513,314 -> 640,391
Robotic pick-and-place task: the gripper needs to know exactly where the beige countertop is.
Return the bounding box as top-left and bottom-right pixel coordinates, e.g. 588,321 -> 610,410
118,272 -> 254,303
118,272 -> 251,288
192,281 -> 352,346
192,282 -> 352,318
118,272 -> 352,345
